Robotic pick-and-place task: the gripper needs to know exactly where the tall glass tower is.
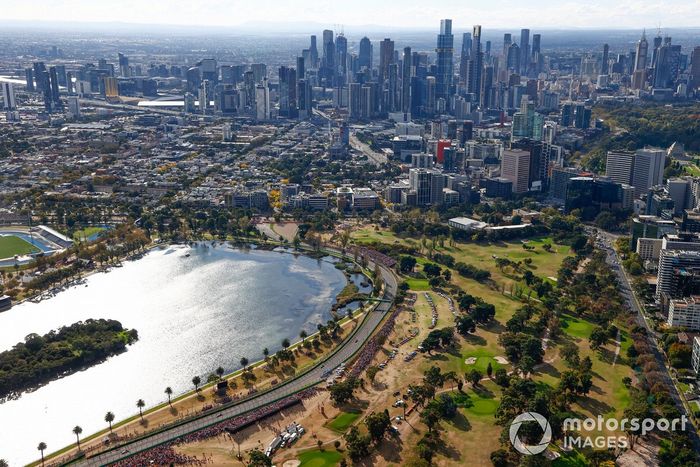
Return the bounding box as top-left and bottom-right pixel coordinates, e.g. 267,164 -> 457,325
435,19 -> 454,108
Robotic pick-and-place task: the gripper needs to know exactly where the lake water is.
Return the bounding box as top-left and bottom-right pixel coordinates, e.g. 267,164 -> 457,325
0,244 -> 348,466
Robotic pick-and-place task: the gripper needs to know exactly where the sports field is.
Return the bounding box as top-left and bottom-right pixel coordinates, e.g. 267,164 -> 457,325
0,235 -> 40,258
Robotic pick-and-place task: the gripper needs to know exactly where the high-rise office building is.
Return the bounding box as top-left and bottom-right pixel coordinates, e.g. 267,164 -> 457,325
49,66 -> 62,110
632,148 -> 666,198
520,29 -> 530,74
67,96 -> 80,119
531,33 -> 541,73
379,38 -> 394,82
502,149 -> 531,193
467,25 -> 482,103
602,44 -> 610,75
459,33 -> 472,85
2,82 -> 16,110
605,151 -> 636,185
335,34 -> 347,83
689,46 -> 700,91
118,53 -> 130,77
25,68 -> 35,92
359,37 -> 372,70
435,19 -> 454,106
309,35 -> 319,68
632,30 -> 649,89
401,47 -> 412,114
255,78 -> 270,120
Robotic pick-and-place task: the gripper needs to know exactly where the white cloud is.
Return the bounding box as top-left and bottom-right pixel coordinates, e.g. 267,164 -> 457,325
2,0 -> 699,28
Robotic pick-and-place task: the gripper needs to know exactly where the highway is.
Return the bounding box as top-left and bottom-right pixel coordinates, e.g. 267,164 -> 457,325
348,134 -> 388,165
75,254 -> 397,466
593,229 -> 700,451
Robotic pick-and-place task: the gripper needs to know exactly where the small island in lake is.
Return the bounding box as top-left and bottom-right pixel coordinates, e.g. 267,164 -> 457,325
0,319 -> 138,398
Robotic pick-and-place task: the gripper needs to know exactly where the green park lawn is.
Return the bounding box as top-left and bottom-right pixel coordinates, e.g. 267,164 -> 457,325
326,410 -> 361,433
0,235 -> 39,258
560,314 -> 595,339
298,449 -> 344,467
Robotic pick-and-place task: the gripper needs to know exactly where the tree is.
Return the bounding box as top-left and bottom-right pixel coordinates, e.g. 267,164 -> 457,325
216,366 -> 225,380
192,375 -> 201,392
345,426 -> 371,462
434,393 -> 458,419
669,343 -> 692,368
486,362 -> 493,379
247,448 -> 272,467
399,255 -> 417,273
472,302 -> 496,323
72,426 -> 83,450
456,315 -> 476,336
467,368 -> 482,387
364,411 -> 391,444
299,330 -> 308,343
37,441 -> 47,466
330,378 -> 358,405
105,411 -> 115,432
589,326 -> 608,350
366,365 -> 380,383
240,357 -> 250,370
423,366 -> 445,392
263,347 -> 269,360
559,341 -> 580,367
420,403 -> 441,432
136,399 -> 145,421
164,387 -> 173,407
490,449 -> 510,467
0,460 -> 8,467
282,338 -> 290,349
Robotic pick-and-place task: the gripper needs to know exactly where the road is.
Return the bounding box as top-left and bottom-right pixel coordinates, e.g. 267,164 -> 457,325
75,254 -> 397,466
593,229 -> 700,451
348,134 -> 387,165
310,108 -> 387,166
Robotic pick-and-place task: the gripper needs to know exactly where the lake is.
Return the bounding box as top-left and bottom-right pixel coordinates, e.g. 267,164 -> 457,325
0,243 -> 348,466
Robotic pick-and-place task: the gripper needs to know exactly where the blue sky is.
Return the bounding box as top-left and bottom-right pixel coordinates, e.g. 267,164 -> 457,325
4,0 -> 700,29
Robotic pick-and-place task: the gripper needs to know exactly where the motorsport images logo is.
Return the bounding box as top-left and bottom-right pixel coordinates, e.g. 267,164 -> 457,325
509,412 -> 552,455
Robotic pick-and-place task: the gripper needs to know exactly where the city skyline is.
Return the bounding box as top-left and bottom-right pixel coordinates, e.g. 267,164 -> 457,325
4,0 -> 700,30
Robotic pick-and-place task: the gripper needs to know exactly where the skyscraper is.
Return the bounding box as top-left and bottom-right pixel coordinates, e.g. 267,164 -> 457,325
635,30 -> 649,71
309,35 -> 319,68
602,44 -> 610,75
520,28 -> 530,74
502,149 -> 531,193
118,53 -> 130,77
379,38 -> 394,82
49,66 -> 62,110
24,68 -> 34,92
467,25 -> 483,103
435,19 -> 454,107
401,46 -> 412,114
459,33 -> 472,85
359,37 -> 372,70
335,34 -> 348,83
690,46 -> 700,90
2,82 -> 16,110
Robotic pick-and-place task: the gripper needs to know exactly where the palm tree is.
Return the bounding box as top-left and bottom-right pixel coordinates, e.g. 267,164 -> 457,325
136,399 -> 145,421
72,426 -> 83,450
192,375 -> 201,392
216,366 -> 225,380
105,411 -> 115,433
37,442 -> 47,466
299,330 -> 308,343
165,387 -> 173,407
240,357 -> 249,371
281,338 -> 290,349
263,348 -> 269,361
